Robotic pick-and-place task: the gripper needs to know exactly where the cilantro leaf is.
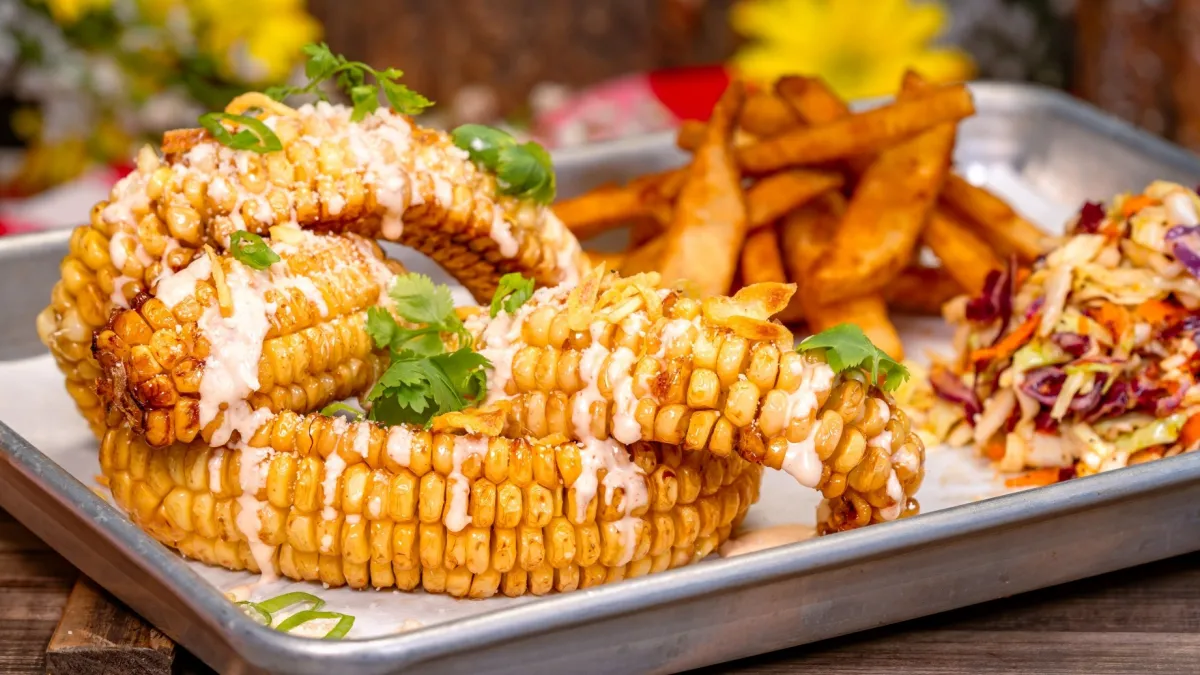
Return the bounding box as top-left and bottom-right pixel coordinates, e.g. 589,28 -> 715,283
365,306 -> 398,349
451,125 -> 555,205
264,43 -> 433,118
381,79 -> 433,115
796,323 -> 909,392
229,231 -> 280,270
198,113 -> 283,154
389,274 -> 456,327
432,349 -> 491,403
490,273 -> 535,318
452,124 -> 515,167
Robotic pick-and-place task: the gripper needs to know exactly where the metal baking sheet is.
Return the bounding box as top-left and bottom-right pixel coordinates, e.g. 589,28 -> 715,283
4,82 -> 1200,674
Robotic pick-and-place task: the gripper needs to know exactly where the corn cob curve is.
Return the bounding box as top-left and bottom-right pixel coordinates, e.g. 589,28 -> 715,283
38,98 -> 585,435
466,269 -> 926,529
99,411 -> 761,597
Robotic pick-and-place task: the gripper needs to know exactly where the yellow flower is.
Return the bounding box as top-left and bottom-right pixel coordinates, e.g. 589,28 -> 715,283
41,0 -> 112,24
193,0 -> 320,84
729,0 -> 975,101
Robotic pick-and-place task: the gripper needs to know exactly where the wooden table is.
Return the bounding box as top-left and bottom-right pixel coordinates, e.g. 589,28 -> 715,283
4,505 -> 1198,675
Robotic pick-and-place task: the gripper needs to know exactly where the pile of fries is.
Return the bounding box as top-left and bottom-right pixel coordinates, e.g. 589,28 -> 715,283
554,72 -> 1051,359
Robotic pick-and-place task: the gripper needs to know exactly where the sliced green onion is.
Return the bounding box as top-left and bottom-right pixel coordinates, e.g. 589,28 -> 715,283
256,591 -> 326,615
275,610 -> 354,639
236,601 -> 271,626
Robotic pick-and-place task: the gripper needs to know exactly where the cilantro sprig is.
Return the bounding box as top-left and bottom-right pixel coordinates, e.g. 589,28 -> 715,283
796,324 -> 909,392
490,273 -> 534,318
451,124 -> 556,204
265,43 -> 433,121
198,112 -> 283,154
229,231 -> 280,270
364,274 -> 490,426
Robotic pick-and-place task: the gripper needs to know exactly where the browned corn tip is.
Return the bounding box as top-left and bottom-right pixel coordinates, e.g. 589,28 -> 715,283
98,413 -> 761,597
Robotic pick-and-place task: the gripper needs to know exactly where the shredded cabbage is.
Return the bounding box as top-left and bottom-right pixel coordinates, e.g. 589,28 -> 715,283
1112,412 -> 1187,453
1012,340 -> 1070,373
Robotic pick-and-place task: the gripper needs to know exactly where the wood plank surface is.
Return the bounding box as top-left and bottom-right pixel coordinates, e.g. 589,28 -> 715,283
45,578 -> 175,675
3,504 -> 1200,674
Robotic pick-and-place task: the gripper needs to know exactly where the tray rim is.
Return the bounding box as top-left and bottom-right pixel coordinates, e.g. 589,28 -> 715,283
4,79 -> 1200,672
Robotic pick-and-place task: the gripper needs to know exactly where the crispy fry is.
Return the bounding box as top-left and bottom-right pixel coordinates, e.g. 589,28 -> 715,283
740,91 -> 801,137
553,185 -> 649,240
775,76 -> 873,176
659,81 -> 747,296
740,226 -> 788,285
806,82 -> 958,304
583,249 -> 627,272
780,193 -> 903,359
621,235 -> 667,277
884,265 -> 964,315
628,217 -> 663,248
922,208 -> 1005,295
940,174 -> 1049,262
553,166 -> 685,241
736,84 -> 974,174
746,169 -> 844,232
677,120 -> 706,152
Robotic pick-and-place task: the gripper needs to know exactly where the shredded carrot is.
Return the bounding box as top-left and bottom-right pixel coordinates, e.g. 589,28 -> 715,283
984,440 -> 1005,462
1089,302 -> 1129,343
1180,414 -> 1200,450
1121,194 -> 1156,217
1004,467 -> 1061,488
1134,299 -> 1186,327
1015,267 -> 1031,288
970,313 -> 1040,364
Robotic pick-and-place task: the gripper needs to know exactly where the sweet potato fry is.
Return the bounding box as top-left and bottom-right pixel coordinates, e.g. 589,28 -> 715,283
940,174 -> 1050,262
806,82 -> 958,304
553,186 -> 649,240
740,91 -> 801,137
779,193 -> 902,359
746,169 -> 844,231
740,225 -> 788,285
922,208 -> 1005,295
736,84 -> 974,174
659,81 -> 747,296
884,265 -> 964,315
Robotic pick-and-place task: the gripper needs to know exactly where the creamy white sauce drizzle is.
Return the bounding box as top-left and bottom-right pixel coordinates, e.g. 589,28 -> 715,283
385,425 -> 414,468
322,417 -> 350,521
446,436 -> 489,532
235,445 -> 278,580
779,360 -> 836,488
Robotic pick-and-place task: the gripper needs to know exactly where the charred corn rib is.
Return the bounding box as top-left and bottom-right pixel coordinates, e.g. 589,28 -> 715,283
99,411 -> 761,597
93,232 -> 396,448
38,100 -> 585,434
467,269 -> 925,529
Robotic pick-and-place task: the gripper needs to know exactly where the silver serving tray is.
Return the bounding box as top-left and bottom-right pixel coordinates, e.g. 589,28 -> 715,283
4,82 -> 1200,674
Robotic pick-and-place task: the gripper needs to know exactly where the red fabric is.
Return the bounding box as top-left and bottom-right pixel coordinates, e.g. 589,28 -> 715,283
647,65 -> 731,121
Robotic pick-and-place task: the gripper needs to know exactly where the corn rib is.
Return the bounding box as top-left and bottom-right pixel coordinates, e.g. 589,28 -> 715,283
94,232 -> 395,448
38,102 -> 585,435
466,268 -> 925,529
98,412 -> 761,597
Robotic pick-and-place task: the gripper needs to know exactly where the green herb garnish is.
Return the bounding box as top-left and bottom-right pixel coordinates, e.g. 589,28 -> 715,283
451,124 -> 556,204
229,231 -> 280,270
796,323 -> 909,392
490,273 -> 534,318
265,43 -> 432,121
235,592 -> 353,639
364,273 -> 490,426
319,402 -> 365,420
198,112 -> 283,154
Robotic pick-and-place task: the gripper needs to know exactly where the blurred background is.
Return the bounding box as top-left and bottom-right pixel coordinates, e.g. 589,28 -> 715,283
0,0 -> 1194,225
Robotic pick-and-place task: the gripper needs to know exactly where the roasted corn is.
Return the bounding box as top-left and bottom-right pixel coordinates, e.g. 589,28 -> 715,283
93,232 -> 395,448
99,411 -> 761,597
38,98 -> 585,435
466,269 -> 925,529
